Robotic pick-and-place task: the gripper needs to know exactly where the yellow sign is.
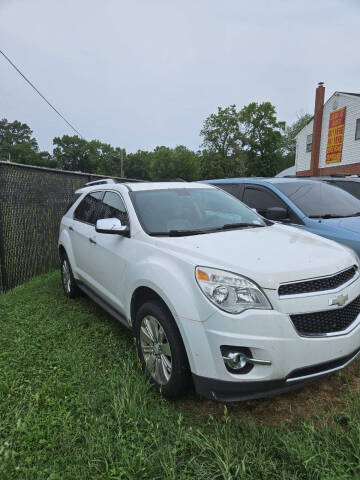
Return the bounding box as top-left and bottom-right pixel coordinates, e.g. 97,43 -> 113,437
326,107 -> 346,164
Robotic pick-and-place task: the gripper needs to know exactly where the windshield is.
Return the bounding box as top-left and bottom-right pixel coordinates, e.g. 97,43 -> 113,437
131,188 -> 266,235
328,180 -> 360,200
273,181 -> 360,218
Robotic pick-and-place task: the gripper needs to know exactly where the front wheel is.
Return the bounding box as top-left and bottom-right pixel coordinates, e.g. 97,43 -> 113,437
134,300 -> 190,398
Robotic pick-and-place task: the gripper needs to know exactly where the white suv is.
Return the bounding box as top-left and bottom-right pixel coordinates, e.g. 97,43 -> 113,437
58,182 -> 360,401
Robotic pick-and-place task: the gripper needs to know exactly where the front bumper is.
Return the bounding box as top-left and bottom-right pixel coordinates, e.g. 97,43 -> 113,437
192,347 -> 360,401
179,277 -> 360,400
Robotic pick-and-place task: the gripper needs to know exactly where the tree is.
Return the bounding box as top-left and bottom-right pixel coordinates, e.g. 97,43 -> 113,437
93,142 -> 126,177
199,106 -> 247,177
239,102 -> 285,177
53,135 -> 94,172
150,146 -> 200,181
53,136 -> 126,176
125,150 -> 152,180
200,105 -> 245,158
282,113 -> 312,161
0,118 -> 41,164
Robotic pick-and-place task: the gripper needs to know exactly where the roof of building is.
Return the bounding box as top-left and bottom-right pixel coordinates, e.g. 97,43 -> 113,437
295,90 -> 360,139
337,92 -> 360,97
275,165 -> 296,177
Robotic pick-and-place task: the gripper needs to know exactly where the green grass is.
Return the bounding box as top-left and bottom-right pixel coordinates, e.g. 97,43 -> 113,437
1,272 -> 360,479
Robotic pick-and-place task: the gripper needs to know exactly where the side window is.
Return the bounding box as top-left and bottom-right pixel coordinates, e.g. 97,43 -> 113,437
99,191 -> 129,227
74,191 -> 103,225
355,119 -> 360,141
306,134 -> 313,152
243,187 -> 284,215
242,186 -> 301,224
215,183 -> 243,200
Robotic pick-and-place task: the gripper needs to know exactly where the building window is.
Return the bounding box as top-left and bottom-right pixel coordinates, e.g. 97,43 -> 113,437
306,134 -> 312,152
355,119 -> 360,140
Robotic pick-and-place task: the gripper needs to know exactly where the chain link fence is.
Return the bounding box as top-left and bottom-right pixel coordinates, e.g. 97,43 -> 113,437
0,161 -> 134,293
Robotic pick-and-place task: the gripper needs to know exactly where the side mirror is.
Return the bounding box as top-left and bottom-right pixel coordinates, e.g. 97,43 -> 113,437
265,207 -> 288,221
96,218 -> 130,236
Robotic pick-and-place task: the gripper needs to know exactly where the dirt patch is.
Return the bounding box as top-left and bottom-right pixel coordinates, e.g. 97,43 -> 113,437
175,360 -> 360,426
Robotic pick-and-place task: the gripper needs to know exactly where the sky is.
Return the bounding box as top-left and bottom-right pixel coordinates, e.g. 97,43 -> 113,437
1,0 -> 359,153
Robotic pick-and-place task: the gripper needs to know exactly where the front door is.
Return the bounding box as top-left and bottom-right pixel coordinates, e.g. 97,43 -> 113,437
85,190 -> 131,314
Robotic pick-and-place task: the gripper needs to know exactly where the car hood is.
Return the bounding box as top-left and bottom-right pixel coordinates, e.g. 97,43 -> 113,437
153,224 -> 356,289
319,216 -> 360,235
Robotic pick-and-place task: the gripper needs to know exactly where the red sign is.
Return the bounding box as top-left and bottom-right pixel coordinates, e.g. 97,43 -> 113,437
326,107 -> 346,164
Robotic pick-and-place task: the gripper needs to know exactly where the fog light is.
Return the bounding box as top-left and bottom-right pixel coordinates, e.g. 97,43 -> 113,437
223,352 -> 248,370
220,345 -> 272,374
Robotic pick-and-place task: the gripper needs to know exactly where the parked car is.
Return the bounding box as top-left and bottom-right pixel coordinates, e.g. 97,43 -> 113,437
58,182 -> 360,401
206,178 -> 360,258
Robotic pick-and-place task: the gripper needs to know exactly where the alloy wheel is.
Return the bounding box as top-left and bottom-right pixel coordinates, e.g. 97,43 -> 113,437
140,315 -> 172,385
62,259 -> 71,294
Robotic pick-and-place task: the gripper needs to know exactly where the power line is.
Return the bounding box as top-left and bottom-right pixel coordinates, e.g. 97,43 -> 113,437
0,48 -> 84,138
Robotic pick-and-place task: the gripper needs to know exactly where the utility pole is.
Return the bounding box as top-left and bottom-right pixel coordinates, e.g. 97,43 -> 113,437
120,150 -> 124,178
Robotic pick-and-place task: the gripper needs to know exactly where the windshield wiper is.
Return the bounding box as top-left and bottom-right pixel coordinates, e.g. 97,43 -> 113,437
309,214 -> 346,219
151,223 -> 264,237
345,212 -> 360,217
219,222 -> 264,230
168,229 -> 207,237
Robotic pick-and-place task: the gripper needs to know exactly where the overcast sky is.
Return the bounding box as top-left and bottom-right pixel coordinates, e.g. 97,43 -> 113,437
1,0 -> 359,153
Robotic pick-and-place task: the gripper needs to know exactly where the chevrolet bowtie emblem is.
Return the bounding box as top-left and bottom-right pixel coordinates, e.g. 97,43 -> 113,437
329,294 -> 348,307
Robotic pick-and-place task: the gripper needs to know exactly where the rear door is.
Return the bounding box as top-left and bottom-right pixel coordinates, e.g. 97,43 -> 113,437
71,191 -> 103,283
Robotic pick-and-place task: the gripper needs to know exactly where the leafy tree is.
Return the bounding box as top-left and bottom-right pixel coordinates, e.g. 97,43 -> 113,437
200,105 -> 245,158
150,146 -> 200,181
93,142 -> 125,177
53,135 -> 94,172
53,136 -> 126,176
282,113 -> 312,161
239,102 -> 285,177
199,106 -> 247,178
0,118 -> 41,164
125,150 -> 152,180
36,151 -> 57,168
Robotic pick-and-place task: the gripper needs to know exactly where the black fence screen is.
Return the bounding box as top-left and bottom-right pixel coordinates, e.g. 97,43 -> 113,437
0,161 -> 129,293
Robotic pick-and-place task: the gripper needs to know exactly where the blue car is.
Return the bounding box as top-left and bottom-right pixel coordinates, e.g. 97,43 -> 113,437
204,178 -> 360,258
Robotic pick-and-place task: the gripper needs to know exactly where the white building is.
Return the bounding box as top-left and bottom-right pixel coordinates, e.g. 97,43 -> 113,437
295,84 -> 360,176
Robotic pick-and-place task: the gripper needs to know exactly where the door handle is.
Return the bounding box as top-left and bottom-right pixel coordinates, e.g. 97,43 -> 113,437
89,237 -> 97,245
69,226 -> 73,231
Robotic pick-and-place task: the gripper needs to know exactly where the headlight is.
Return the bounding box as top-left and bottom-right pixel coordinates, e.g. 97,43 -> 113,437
195,266 -> 272,314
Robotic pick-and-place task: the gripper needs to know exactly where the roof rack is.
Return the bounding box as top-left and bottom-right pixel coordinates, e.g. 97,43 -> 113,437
83,178 -> 118,187
82,177 -> 145,187
157,178 -> 187,182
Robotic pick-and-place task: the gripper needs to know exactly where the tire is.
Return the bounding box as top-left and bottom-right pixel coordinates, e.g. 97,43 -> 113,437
134,300 -> 190,399
60,253 -> 81,299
